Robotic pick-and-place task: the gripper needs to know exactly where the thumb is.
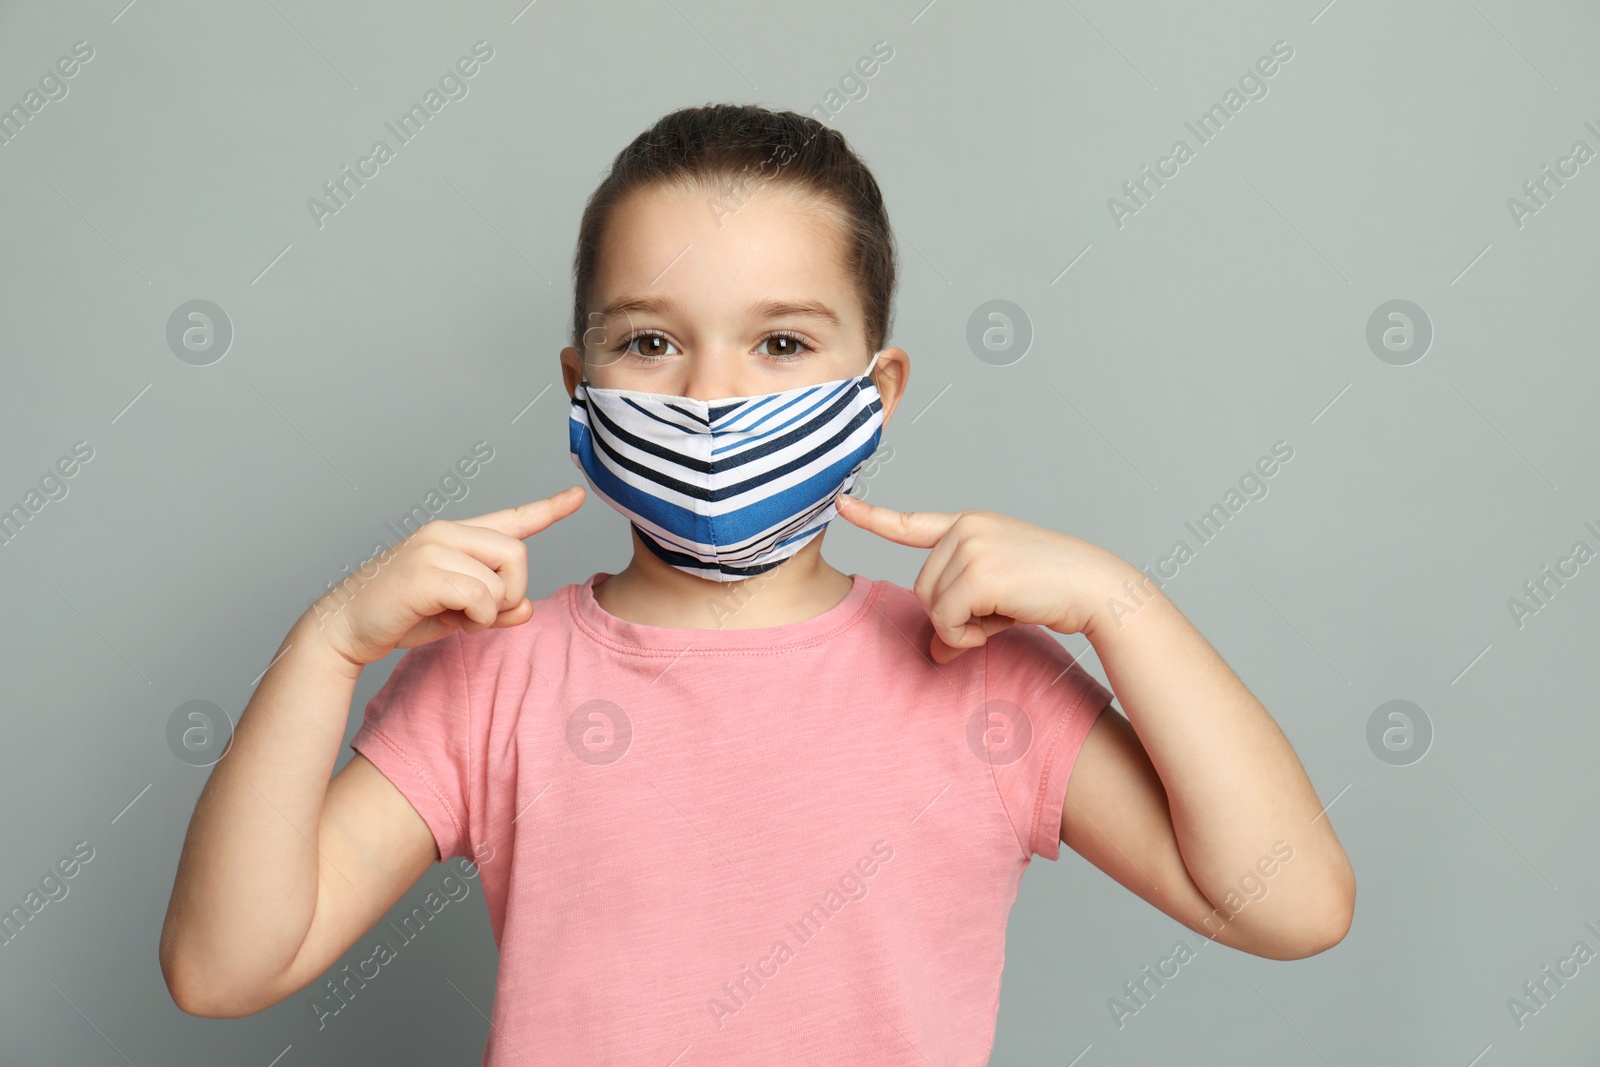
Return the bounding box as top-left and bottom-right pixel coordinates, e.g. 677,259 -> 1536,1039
460,485 -> 586,540
834,493 -> 958,549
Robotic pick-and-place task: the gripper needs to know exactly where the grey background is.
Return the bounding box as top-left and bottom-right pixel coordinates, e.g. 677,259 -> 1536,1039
1,0 -> 1596,1063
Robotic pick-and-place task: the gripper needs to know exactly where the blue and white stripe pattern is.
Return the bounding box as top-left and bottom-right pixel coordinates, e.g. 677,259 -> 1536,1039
569,351 -> 885,582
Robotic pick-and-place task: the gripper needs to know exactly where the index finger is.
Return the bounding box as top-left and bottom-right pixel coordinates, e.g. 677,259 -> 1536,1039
459,485 -> 586,541
834,493 -> 958,549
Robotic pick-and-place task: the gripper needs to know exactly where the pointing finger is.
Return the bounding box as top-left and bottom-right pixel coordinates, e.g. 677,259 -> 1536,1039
834,493 -> 959,549
459,485 -> 586,541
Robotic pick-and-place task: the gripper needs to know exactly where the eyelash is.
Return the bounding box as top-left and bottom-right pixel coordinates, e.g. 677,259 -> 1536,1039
611,329 -> 816,363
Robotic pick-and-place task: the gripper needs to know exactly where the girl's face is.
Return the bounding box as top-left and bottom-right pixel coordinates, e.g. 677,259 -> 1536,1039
561,181 -> 903,412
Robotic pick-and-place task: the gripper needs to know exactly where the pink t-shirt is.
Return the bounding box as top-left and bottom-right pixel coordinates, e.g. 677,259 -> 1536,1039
350,570 -> 1112,1066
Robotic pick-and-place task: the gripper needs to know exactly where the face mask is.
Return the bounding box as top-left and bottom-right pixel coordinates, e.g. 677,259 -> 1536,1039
569,350 -> 885,582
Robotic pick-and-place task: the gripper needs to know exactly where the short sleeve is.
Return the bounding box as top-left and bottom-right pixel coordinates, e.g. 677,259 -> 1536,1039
982,624 -> 1113,862
349,631 -> 473,863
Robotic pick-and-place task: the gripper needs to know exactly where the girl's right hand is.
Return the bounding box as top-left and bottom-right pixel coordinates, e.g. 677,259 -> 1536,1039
310,485 -> 586,669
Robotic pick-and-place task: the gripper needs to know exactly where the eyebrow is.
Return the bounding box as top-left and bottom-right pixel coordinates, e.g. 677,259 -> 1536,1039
597,295 -> 842,329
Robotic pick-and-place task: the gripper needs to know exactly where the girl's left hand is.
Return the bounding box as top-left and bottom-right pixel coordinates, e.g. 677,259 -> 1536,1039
833,494 -> 1130,664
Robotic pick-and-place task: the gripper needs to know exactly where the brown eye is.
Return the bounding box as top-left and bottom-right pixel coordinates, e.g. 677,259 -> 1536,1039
623,333 -> 679,360
758,333 -> 813,360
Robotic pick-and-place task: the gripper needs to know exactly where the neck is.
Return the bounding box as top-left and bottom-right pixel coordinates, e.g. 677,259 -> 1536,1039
592,528 -> 855,629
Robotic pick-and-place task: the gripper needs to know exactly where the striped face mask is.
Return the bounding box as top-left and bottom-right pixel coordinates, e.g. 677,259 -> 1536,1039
569,350 -> 885,582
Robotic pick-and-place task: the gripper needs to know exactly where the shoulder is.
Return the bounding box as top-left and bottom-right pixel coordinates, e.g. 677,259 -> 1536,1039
984,622 -> 1112,718
984,621 -> 1090,679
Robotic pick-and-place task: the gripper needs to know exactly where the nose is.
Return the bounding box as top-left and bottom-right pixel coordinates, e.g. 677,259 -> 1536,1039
679,349 -> 748,402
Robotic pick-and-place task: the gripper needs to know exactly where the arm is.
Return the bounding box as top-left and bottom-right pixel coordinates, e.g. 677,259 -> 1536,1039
1062,560 -> 1355,960
159,491 -> 584,1015
159,613 -> 439,1017
829,494 -> 1355,960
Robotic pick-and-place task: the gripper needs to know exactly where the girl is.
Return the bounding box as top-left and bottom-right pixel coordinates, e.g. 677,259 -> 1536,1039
160,104 -> 1354,1065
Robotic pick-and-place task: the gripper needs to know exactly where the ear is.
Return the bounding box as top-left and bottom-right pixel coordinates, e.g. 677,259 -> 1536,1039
871,347 -> 910,430
560,346 -> 583,401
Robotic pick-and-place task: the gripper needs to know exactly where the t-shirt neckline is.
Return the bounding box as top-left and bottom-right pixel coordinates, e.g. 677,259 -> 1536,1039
569,571 -> 876,655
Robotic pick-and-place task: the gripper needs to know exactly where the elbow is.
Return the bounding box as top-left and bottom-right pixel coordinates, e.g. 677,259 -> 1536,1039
1266,902 -> 1352,960
1260,869 -> 1356,961
160,924 -> 201,1015
163,964 -> 266,1019
161,947 -> 226,1019
161,954 -> 213,1018
160,919 -> 215,1017
159,935 -> 267,1020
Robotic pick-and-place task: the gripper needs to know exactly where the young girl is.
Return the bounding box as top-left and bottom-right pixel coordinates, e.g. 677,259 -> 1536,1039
160,104 -> 1354,1064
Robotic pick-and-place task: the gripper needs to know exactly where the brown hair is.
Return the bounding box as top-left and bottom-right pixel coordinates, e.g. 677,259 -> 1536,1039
570,104 -> 896,359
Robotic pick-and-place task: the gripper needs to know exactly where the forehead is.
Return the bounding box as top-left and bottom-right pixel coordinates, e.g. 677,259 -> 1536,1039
592,180 -> 861,327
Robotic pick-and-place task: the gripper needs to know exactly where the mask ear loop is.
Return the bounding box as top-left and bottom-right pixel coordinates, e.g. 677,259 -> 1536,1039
833,350 -> 887,513
576,346 -> 595,390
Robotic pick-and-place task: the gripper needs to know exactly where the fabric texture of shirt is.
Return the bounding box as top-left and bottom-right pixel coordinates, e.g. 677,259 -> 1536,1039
349,570 -> 1113,1066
